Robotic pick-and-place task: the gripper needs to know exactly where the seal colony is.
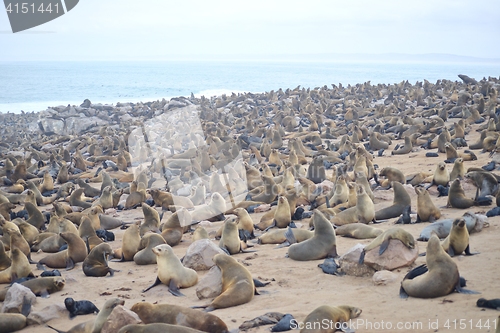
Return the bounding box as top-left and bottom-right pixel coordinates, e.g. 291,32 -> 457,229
0,74 -> 499,332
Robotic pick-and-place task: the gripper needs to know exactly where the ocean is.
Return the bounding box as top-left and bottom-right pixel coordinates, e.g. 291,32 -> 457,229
0,60 -> 499,114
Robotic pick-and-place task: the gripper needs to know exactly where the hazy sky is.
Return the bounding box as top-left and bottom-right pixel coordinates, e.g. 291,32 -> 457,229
1,0 -> 499,61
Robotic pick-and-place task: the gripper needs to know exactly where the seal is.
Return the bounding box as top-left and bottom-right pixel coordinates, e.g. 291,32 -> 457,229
69,188 -> 92,209
47,298 -> 124,333
0,248 -> 33,284
300,305 -> 362,333
83,243 -> 118,277
359,227 -> 415,264
38,232 -> 88,270
330,185 -> 375,225
192,226 -> 209,242
415,186 -> 441,222
118,223 -> 141,261
191,193 -> 226,222
417,211 -> 481,241
374,181 -> 411,220
64,297 -> 100,318
194,253 -> 255,311
0,276 -> 65,301
0,313 -> 27,333
233,207 -> 255,238
376,167 -> 406,188
0,240 -> 11,270
449,157 -> 465,180
441,218 -> 478,257
335,223 -> 383,239
140,203 -> 161,236
400,234 -> 479,298
425,162 -> 449,189
219,216 -> 252,255
118,324 -> 205,333
464,170 -> 499,198
142,244 -> 198,296
130,301 -> 228,333
288,210 -> 337,261
134,233 -> 166,265
448,179 -> 491,208
258,228 -> 314,245
391,136 -> 412,155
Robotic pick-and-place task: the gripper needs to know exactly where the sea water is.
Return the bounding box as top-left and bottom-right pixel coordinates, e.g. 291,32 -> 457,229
0,60 -> 499,113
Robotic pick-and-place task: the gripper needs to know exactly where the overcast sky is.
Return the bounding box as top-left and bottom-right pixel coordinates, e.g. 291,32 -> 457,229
1,0 -> 499,61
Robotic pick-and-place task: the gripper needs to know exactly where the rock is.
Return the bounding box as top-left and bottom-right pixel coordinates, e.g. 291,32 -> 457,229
39,118 -> 64,135
338,244 -> 375,277
196,266 -> 222,300
26,303 -> 68,325
65,274 -> 78,283
363,239 -> 419,271
372,270 -> 398,285
1,283 -> 36,314
183,239 -> 225,271
101,305 -> 142,333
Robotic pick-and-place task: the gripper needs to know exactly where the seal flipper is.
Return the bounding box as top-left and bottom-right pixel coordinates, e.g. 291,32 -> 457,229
37,262 -> 46,271
399,285 -> 409,299
403,264 -> 428,280
326,245 -> 338,258
168,279 -> 185,297
253,278 -> 271,287
448,246 -> 455,257
40,289 -> 50,298
274,241 -> 290,249
142,276 -> 162,292
340,322 -> 355,333
358,251 -> 366,264
264,220 -> 277,232
284,227 -> 297,245
455,280 -> 480,295
220,246 -> 231,256
65,257 -> 75,271
464,244 -> 480,256
20,295 -> 32,317
379,237 -> 390,255
46,325 -> 66,333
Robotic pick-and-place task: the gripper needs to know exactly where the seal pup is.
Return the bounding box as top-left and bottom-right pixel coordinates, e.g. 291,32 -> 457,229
83,243 -> 118,277
441,218 -> 478,257
359,227 -> 415,264
374,182 -> 411,220
300,305 -> 362,333
415,186 -> 441,222
130,302 -> 228,333
142,244 -> 198,296
64,297 -> 100,318
194,253 -> 255,311
47,298 -> 124,333
287,210 -> 337,261
400,234 -> 479,298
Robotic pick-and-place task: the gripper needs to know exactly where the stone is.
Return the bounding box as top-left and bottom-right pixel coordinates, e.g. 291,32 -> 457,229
26,303 -> 68,325
338,244 -> 375,277
183,239 -> 225,271
372,270 -> 398,285
1,283 -> 36,314
363,239 -> 419,271
101,305 -> 142,333
196,266 -> 222,300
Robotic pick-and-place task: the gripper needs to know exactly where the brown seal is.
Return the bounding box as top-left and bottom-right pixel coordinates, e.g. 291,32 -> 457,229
359,227 -> 415,263
441,218 -> 477,257
142,244 -> 198,296
118,223 -> 141,261
400,234 -> 478,298
415,186 -> 441,222
288,210 -> 337,261
0,248 -> 33,284
335,223 -> 383,239
374,181 -> 411,220
118,324 -> 204,333
330,185 -> 375,225
140,203 -> 161,236
448,178 -> 491,208
300,305 -> 362,333
194,253 -> 255,311
0,276 -> 65,301
38,232 -> 88,270
130,302 -> 228,333
426,162 -> 450,189
83,243 -> 118,277
258,228 -> 314,245
134,233 -> 166,265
